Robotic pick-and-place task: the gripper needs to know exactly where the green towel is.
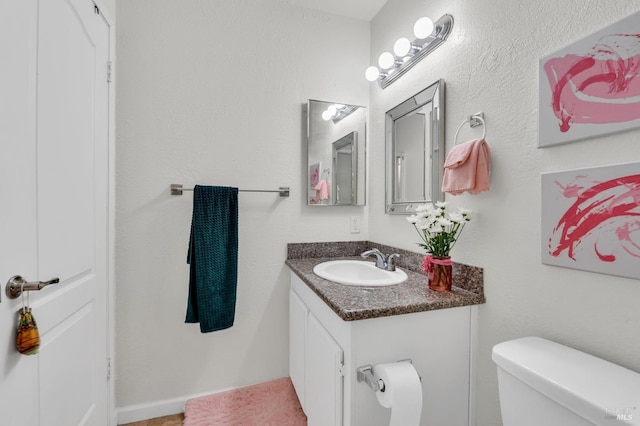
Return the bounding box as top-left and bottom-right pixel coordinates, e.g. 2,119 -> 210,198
186,185 -> 239,333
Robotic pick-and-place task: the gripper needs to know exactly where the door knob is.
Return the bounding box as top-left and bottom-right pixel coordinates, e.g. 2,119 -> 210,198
5,275 -> 60,299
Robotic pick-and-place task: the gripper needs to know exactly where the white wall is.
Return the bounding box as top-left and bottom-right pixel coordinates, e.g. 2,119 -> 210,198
368,1 -> 640,425
117,0 -> 640,423
115,0 -> 369,415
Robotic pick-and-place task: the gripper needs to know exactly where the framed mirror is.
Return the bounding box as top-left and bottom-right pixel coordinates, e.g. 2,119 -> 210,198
385,79 -> 444,214
307,100 -> 366,206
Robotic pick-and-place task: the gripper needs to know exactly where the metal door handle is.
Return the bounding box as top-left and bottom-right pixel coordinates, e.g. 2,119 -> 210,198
5,275 -> 60,299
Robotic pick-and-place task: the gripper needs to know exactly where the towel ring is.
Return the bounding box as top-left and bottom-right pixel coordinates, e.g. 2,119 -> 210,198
454,112 -> 485,145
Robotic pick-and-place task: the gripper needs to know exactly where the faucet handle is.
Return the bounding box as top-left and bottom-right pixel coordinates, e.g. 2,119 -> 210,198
385,253 -> 400,271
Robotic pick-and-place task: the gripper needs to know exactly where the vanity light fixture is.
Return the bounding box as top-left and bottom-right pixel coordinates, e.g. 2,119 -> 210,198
378,52 -> 396,70
365,14 -> 453,89
322,104 -> 359,123
393,38 -> 412,57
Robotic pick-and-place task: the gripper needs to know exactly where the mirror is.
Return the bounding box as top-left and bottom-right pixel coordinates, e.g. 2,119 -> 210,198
385,79 -> 444,214
307,100 -> 366,206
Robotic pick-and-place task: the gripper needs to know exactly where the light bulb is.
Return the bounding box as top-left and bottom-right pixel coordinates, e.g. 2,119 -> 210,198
322,110 -> 332,121
327,105 -> 337,116
365,66 -> 380,82
393,37 -> 412,57
413,17 -> 434,39
378,51 -> 395,70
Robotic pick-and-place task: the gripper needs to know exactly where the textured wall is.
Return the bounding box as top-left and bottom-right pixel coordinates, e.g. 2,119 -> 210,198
117,0 -> 640,422
368,1 -> 640,424
115,0 -> 369,409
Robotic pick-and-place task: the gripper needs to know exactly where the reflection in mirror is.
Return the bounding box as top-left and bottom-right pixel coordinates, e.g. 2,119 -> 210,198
332,132 -> 356,205
307,100 -> 366,206
386,79 -> 444,214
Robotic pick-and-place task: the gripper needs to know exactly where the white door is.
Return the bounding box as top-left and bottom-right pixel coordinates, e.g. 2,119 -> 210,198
0,0 -> 111,425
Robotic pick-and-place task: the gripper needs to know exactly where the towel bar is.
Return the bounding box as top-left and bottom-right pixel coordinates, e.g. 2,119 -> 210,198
171,184 -> 290,197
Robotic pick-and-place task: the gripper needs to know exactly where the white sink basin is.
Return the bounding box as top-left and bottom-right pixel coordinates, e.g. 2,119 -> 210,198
313,260 -> 408,286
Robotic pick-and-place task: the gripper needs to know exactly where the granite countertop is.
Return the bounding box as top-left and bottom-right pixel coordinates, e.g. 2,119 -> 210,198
286,241 -> 485,322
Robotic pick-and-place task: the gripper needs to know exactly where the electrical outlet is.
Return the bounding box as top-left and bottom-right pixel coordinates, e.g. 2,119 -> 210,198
350,215 -> 361,234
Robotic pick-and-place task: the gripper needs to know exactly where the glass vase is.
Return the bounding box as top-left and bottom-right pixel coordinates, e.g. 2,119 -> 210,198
427,256 -> 452,292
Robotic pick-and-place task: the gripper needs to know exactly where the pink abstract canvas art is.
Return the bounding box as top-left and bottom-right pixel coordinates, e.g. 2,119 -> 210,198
309,162 -> 320,188
539,11 -> 640,147
542,162 -> 640,279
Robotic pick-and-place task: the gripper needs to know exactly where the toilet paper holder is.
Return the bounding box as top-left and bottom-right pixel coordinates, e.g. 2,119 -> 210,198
357,365 -> 386,392
357,359 -> 417,393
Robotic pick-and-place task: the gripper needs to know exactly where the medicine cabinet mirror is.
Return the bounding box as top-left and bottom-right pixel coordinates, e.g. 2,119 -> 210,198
307,100 -> 366,206
385,79 -> 444,214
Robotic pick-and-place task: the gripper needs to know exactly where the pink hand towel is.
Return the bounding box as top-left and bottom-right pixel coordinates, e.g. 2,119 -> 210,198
314,179 -> 330,201
441,139 -> 491,195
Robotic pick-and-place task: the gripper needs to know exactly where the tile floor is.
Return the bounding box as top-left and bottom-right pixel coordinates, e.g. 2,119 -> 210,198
120,413 -> 184,426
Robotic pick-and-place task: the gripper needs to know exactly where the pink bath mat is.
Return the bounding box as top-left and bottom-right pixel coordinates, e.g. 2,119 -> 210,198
184,377 -> 307,426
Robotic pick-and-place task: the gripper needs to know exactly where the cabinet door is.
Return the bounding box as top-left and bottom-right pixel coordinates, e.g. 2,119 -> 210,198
289,289 -> 307,408
306,313 -> 344,426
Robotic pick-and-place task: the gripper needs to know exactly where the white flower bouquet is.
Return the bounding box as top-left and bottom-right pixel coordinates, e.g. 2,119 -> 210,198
407,201 -> 471,258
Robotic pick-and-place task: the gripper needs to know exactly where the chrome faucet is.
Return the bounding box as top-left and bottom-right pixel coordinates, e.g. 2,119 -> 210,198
361,248 -> 400,271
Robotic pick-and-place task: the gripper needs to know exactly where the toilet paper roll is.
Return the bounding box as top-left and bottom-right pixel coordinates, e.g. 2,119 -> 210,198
374,362 -> 423,426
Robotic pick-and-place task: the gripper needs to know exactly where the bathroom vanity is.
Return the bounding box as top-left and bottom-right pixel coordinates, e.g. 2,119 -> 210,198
286,242 -> 485,426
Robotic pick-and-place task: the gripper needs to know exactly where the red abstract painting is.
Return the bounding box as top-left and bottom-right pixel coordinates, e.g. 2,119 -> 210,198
542,163 -> 640,279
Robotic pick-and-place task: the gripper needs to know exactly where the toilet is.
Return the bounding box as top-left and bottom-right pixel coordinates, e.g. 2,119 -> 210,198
492,336 -> 640,426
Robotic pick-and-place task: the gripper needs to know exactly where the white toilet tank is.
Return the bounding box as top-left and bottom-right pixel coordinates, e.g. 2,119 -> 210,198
492,337 -> 640,426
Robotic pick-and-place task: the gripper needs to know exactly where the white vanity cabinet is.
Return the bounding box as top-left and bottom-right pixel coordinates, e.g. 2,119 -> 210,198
290,289 -> 344,426
289,272 -> 477,426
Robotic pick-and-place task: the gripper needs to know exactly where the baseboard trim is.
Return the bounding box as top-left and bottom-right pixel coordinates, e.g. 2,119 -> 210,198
115,387 -> 236,424
116,396 -> 185,424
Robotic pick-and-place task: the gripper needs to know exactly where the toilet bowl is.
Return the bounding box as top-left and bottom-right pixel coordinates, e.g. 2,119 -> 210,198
492,336 -> 640,426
